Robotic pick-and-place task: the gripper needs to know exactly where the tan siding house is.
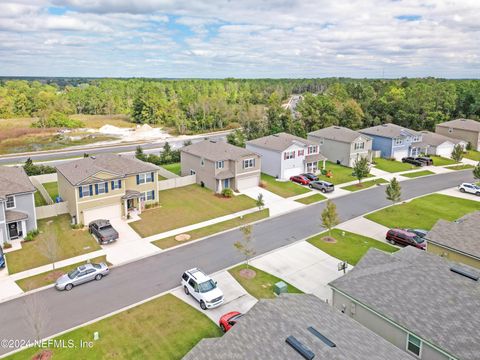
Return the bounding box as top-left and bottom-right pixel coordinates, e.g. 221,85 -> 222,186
56,154 -> 160,225
435,118 -> 480,150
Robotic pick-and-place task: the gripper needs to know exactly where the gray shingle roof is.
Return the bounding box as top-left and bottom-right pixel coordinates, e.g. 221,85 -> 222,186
420,131 -> 466,147
0,166 -> 36,200
436,118 -> 480,132
426,211 -> 480,260
329,247 -> 480,360
247,132 -> 318,152
181,140 -> 257,162
309,126 -> 370,143
55,153 -> 159,186
183,294 -> 413,360
5,210 -> 29,222
359,123 -> 420,139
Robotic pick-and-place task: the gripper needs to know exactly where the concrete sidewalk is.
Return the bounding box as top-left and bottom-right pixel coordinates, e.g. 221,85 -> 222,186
336,216 -> 391,243
240,186 -> 305,216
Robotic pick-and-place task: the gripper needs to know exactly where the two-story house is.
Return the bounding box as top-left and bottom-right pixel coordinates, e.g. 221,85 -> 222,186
308,126 -> 373,167
359,124 -> 423,160
246,132 -> 326,180
0,166 -> 37,245
56,154 -> 160,225
435,118 -> 480,151
181,140 -> 261,193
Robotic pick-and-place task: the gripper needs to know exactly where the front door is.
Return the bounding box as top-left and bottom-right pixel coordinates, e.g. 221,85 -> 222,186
8,222 -> 18,239
223,179 -> 230,189
127,199 -> 134,210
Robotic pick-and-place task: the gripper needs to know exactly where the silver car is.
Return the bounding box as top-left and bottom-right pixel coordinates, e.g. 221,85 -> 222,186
55,263 -> 109,291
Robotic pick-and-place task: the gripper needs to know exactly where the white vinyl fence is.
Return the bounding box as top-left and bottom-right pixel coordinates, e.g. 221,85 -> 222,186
158,175 -> 196,191
36,202 -> 69,220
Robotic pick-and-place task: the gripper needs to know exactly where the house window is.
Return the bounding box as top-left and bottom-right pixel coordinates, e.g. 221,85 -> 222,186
138,172 -> 154,184
6,195 -> 15,209
146,190 -> 155,201
394,138 -> 403,146
216,160 -> 224,169
308,145 -> 318,154
243,158 -> 255,169
284,151 -> 295,160
412,135 -> 420,142
111,180 -> 121,190
190,169 -> 196,175
201,158 -> 205,167
407,334 -> 422,357
354,142 -> 365,150
96,182 -> 106,195
80,185 -> 91,197
298,149 -> 305,156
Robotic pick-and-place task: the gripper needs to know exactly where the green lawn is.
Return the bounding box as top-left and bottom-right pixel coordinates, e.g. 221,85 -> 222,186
34,191 -> 47,206
229,264 -> 303,299
341,178 -> 387,191
5,294 -> 221,360
307,229 -> 398,265
5,215 -> 101,274
130,185 -> 257,237
445,164 -> 475,170
16,256 -> 108,291
153,209 -> 269,249
295,193 -> 326,204
43,181 -> 58,201
317,161 -> 371,185
428,155 -> 457,166
365,194 -> 479,230
261,173 -> 310,198
373,158 -> 416,173
162,162 -> 181,175
400,170 -> 435,178
464,150 -> 480,162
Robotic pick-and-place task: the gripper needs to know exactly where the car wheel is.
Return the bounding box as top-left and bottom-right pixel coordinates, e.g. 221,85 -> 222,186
476,192 -> 480,197
460,188 -> 465,193
65,283 -> 73,291
200,301 -> 207,310
220,324 -> 226,333
321,188 -> 326,193
309,184 -> 313,188
184,286 -> 189,295
95,274 -> 103,281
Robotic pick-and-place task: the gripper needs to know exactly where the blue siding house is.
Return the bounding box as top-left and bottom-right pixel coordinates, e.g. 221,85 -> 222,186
359,124 -> 423,160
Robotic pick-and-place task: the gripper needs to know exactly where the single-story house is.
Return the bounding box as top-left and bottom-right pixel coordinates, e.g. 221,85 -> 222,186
183,294 -> 413,360
435,118 -> 480,151
426,211 -> 480,269
330,246 -> 480,360
417,131 -> 467,158
181,140 -> 261,193
246,132 -> 326,180
308,126 -> 373,167
359,124 -> 423,161
56,154 -> 160,225
0,166 -> 37,245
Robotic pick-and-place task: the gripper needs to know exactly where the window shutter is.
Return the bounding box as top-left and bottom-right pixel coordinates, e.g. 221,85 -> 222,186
111,181 -> 114,190
79,187 -> 83,198
119,180 -> 122,189
95,184 -> 99,195
151,190 -> 155,200
105,182 -> 108,193
150,172 -> 154,182
89,185 -> 93,196
136,174 -> 140,185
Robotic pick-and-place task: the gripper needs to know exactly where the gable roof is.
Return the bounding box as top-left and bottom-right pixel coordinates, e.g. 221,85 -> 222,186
426,211 -> 480,260
246,132 -> 318,152
56,153 -> 159,186
183,294 -> 413,360
436,118 -> 480,132
359,123 -> 420,139
419,131 -> 466,147
181,139 -> 257,162
0,166 -> 36,200
309,126 -> 370,143
329,247 -> 480,360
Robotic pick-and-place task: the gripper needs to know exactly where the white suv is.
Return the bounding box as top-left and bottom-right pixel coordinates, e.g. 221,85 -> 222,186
181,268 -> 224,310
458,183 -> 480,196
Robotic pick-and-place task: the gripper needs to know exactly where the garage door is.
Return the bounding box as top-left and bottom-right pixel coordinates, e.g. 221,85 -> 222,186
392,149 -> 408,161
83,204 -> 122,225
283,167 -> 301,180
436,144 -> 454,158
237,175 -> 260,191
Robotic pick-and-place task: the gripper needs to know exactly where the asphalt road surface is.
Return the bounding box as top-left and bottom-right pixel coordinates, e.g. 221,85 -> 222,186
0,170 -> 475,356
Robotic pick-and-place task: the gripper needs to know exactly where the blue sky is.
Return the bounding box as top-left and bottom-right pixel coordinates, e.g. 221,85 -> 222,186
0,0 -> 479,78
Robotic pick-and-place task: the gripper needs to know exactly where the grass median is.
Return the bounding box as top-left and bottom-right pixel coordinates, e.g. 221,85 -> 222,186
342,178 -> 387,191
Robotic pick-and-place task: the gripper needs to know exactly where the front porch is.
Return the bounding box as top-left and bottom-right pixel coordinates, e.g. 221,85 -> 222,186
215,170 -> 235,193
121,190 -> 144,220
305,158 -> 326,174
5,210 -> 28,241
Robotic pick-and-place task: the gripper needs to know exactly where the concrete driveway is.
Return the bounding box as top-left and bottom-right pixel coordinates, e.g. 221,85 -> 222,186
172,271 -> 257,324
437,187 -> 480,202
336,216 -> 391,243
250,241 -> 346,302
241,186 -> 305,216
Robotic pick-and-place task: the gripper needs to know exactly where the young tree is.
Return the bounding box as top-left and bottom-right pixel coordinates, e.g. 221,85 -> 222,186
473,162 -> 480,180
227,129 -> 246,147
451,144 -> 464,162
234,225 -> 256,270
23,292 -> 47,342
352,157 -> 370,185
36,233 -> 60,270
321,200 -> 339,237
386,177 -> 401,204
256,193 -> 265,210
135,146 -> 146,161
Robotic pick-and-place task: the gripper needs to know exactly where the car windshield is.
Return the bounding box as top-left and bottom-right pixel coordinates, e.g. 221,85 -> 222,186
92,263 -> 101,269
413,235 -> 424,243
99,225 -> 113,231
67,269 -> 79,279
198,280 -> 216,293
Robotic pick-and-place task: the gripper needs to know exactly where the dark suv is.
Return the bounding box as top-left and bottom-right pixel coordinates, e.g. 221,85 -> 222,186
89,219 -> 119,245
301,173 -> 319,181
0,247 -> 5,269
386,229 -> 426,250
415,157 -> 433,166
401,157 -> 425,167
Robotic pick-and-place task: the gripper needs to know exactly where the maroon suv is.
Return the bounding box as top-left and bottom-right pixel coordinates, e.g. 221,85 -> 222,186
386,229 -> 426,250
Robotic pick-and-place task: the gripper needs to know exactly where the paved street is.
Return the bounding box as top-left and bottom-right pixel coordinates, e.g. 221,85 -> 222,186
0,169 -> 474,356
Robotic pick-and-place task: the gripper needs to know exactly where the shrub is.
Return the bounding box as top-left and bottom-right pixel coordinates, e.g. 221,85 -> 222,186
32,112 -> 84,129
24,229 -> 40,242
70,223 -> 84,230
3,242 -> 12,249
466,142 -> 472,151
23,158 -> 56,176
221,188 -> 234,198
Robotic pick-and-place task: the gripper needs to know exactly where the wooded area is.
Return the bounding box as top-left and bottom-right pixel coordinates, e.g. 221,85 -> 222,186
0,78 -> 479,140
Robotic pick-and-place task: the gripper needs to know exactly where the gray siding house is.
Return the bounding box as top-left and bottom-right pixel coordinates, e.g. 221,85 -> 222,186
181,140 -> 261,193
330,247 -> 480,360
0,166 -> 37,245
435,118 -> 480,151
308,126 -> 373,167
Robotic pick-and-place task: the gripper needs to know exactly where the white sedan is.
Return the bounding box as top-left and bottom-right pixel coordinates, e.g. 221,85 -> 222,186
458,183 -> 480,196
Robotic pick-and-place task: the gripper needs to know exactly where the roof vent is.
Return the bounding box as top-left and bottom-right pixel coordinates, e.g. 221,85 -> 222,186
273,134 -> 279,137
210,140 -> 217,143
450,265 -> 479,281
333,126 -> 340,129
285,336 -> 314,360
308,326 -> 336,347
